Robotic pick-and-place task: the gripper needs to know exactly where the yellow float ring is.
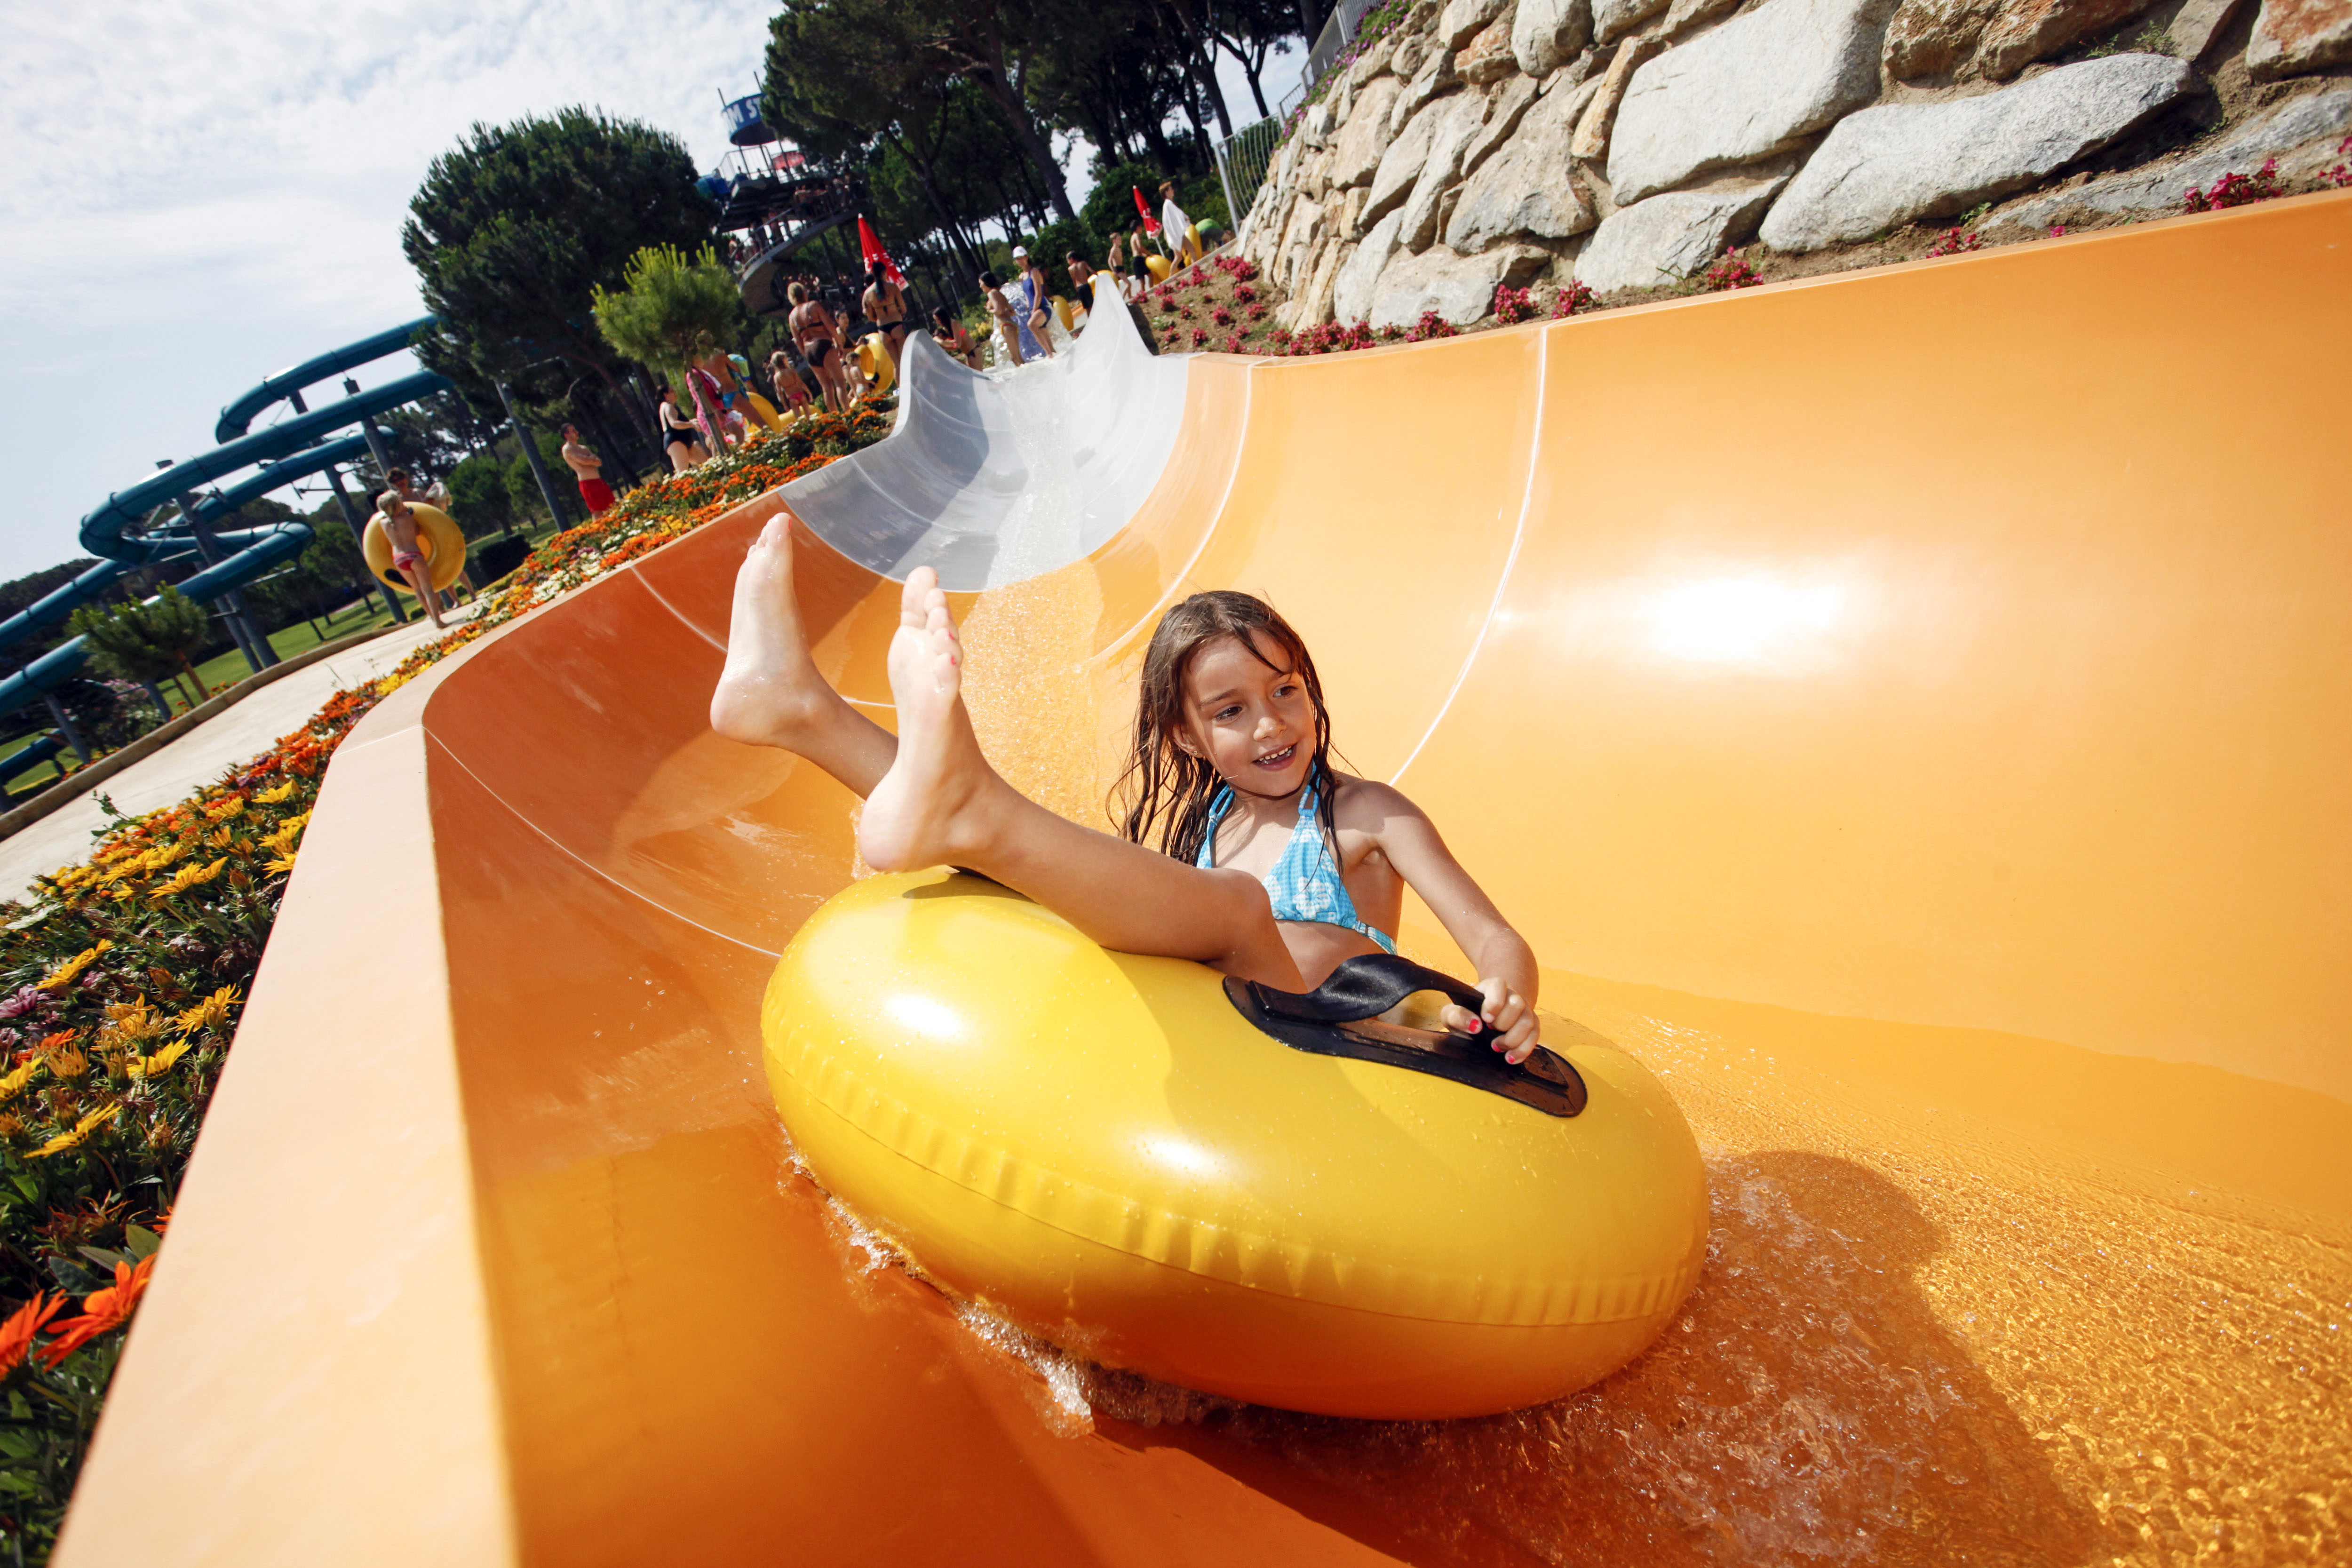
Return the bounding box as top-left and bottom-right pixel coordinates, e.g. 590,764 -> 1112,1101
1144,253 -> 1173,284
857,334 -> 896,398
1052,296 -> 1076,335
762,870 -> 1709,1419
743,390 -> 786,432
362,504 -> 467,594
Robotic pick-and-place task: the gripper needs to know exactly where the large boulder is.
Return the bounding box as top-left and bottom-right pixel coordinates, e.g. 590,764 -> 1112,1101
1442,0 -> 1515,47
1329,75 -> 1406,189
1398,92 -> 1496,250
1369,243 -> 1550,327
2167,0 -> 2252,58
1568,34 -> 1661,161
1573,177 -> 1788,292
1993,85 -> 2352,229
1595,0 -> 1671,42
1607,0 -> 1899,204
1335,210 -> 1407,321
2249,0 -> 2352,76
1366,97 -> 1453,227
1447,83 -> 1602,248
1460,14 -> 1525,81
1885,0 -> 2156,80
1288,237 -> 1350,328
1514,0 -> 1595,72
1392,41 -> 1466,133
1464,72 -> 1547,176
1759,54 -> 2193,251
1302,102 -> 1337,148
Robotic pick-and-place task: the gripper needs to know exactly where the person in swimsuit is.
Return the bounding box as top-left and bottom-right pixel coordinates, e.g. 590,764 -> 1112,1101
385,467 -> 474,605
559,425 -> 615,515
861,263 -> 910,374
374,485 -> 445,630
658,386 -> 706,471
767,350 -> 813,416
787,281 -> 850,413
978,271 -> 1025,369
929,307 -> 981,371
710,532 -> 1543,1063
1009,246 -> 1055,361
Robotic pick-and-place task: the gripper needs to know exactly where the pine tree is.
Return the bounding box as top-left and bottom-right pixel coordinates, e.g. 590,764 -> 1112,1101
68,588 -> 211,708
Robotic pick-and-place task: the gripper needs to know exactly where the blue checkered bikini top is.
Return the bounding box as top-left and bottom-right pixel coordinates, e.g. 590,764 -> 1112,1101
1195,769 -> 1398,953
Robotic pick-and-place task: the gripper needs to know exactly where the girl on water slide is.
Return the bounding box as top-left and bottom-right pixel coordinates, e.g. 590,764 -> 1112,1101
708,514 -> 1543,1062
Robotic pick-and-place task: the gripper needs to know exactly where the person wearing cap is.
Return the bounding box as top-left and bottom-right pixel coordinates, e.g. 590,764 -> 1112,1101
1159,181 -> 1196,266
1009,245 -> 1055,361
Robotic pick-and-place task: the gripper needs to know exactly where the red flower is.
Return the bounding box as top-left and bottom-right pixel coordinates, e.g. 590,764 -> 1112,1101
0,1293 -> 64,1374
40,1254 -> 155,1367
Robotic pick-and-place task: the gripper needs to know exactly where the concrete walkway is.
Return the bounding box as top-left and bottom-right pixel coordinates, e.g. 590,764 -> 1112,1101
0,613 -> 464,899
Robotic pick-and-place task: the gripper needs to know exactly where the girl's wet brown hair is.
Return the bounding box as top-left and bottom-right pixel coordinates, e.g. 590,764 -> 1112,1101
1115,592 -> 1338,864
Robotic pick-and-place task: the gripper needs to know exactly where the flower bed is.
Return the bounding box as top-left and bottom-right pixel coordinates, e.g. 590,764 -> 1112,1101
0,402 -> 891,1560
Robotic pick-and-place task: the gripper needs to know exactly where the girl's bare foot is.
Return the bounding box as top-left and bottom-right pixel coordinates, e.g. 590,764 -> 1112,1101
857,569 -> 1001,872
710,512 -> 835,749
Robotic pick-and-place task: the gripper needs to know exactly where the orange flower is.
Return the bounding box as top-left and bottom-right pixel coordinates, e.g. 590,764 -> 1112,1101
0,1292 -> 64,1374
40,1254 -> 155,1368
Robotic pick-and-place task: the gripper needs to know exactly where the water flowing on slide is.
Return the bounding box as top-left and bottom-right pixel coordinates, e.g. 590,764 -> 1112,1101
57,193 -> 2352,1567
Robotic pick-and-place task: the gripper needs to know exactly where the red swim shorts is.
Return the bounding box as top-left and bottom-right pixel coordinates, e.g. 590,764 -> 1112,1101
579,478 -> 616,514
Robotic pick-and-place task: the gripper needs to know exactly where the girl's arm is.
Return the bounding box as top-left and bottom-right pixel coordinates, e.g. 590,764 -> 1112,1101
1359,785 -> 1542,1063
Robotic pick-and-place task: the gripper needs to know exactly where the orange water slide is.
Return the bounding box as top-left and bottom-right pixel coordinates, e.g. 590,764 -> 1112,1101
57,193 -> 2352,1566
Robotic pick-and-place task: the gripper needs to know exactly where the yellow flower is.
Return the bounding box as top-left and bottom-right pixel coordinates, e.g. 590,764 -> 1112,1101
37,941 -> 112,993
147,857 -> 230,903
172,986 -> 241,1036
204,796 -> 246,822
0,1056 -> 44,1103
254,780 -> 297,804
0,1114 -> 22,1138
263,852 -> 297,876
29,1104 -> 119,1158
95,999 -> 161,1051
208,826 -> 235,849
46,1046 -> 87,1080
128,1037 -> 196,1079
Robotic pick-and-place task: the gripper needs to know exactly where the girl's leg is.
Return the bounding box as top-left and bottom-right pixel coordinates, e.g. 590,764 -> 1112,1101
860,570 -> 1302,989
709,513 -> 896,795
401,562 -> 444,628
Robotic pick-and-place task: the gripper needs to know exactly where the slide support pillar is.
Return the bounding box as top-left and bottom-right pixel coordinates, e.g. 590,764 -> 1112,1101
497,383 -> 573,533
41,693 -> 89,767
174,496 -> 277,675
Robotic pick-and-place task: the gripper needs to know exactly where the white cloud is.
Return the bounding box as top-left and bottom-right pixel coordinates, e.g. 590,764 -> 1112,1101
0,0 -> 774,580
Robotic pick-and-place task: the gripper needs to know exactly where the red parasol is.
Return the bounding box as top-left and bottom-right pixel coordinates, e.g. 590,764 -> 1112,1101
855,215 -> 906,288
1132,186 -> 1161,234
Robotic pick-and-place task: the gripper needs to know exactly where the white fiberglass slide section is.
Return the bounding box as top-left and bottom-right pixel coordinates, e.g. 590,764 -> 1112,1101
783,277 -> 1189,590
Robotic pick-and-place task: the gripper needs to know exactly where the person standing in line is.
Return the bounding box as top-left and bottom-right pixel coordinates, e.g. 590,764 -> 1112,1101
930,306 -> 982,371
659,386 -> 707,471
768,350 -> 814,417
862,263 -> 911,373
787,281 -> 851,412
560,425 -> 615,515
1064,255 -> 1097,333
1159,181 -> 1196,267
1010,246 -> 1054,361
979,271 -> 1025,368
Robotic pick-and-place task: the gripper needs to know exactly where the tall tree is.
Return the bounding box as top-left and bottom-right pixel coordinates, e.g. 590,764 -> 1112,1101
591,245 -> 746,449
403,111 -> 718,409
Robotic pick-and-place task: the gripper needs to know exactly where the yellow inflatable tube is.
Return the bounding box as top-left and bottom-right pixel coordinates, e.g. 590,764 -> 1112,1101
856,334 -> 897,398
361,503 -> 467,594
763,871 -> 1708,1419
743,389 -> 786,431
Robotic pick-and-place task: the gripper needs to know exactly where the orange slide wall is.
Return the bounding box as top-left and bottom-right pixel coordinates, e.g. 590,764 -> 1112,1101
57,192 -> 2351,1565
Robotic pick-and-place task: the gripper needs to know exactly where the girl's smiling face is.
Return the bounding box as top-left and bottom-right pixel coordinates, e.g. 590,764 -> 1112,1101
1178,631 -> 1317,797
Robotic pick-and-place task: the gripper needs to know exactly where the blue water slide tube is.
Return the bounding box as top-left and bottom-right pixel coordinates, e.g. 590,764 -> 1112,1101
214,317 -> 436,444
0,353 -> 449,744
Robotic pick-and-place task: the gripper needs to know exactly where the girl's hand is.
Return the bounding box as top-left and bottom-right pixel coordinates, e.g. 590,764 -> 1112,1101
1441,979 -> 1539,1066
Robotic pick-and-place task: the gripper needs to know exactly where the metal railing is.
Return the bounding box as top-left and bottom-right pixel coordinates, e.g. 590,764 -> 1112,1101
1211,115 -> 1288,241
1306,0 -> 1386,89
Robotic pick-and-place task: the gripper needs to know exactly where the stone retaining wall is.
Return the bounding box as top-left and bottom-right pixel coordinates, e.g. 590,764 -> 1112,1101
1242,0 -> 2351,325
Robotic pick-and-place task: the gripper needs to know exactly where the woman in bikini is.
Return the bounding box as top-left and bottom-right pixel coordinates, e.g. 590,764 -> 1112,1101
861,263 -> 910,374
787,281 -> 850,413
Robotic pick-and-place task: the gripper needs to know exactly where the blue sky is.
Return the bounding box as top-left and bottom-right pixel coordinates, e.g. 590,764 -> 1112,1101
0,2 -> 1295,584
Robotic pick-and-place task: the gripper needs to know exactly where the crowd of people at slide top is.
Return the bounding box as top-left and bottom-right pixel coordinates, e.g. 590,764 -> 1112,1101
544,182 -> 1211,515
